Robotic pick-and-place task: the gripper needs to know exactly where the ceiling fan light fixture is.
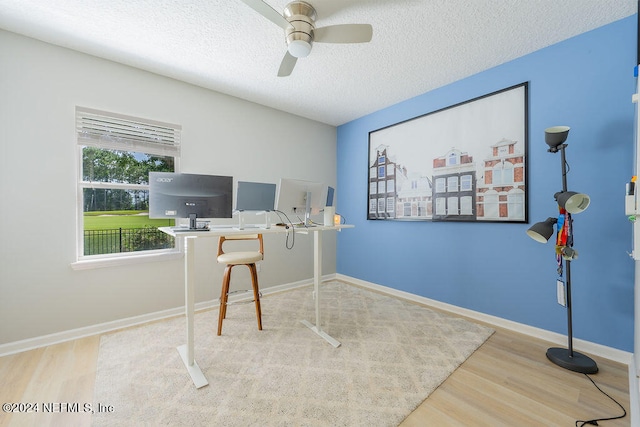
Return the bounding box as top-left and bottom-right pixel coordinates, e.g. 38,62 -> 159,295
240,0 -> 373,76
288,39 -> 312,58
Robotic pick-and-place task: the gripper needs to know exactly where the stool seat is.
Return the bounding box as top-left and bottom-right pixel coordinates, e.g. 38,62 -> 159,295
217,251 -> 263,265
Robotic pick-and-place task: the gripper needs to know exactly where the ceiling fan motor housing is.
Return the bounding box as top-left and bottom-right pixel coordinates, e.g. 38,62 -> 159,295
284,1 -> 316,57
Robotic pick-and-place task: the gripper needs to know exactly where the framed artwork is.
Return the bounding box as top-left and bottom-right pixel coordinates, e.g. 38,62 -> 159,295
368,82 -> 528,223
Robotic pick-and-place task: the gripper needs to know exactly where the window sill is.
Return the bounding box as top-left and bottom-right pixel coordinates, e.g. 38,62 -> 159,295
71,250 -> 183,270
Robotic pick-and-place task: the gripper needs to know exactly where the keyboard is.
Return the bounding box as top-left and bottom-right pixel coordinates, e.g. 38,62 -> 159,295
171,227 -> 210,233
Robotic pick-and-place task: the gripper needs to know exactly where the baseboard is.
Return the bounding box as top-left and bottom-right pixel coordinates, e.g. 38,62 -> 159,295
336,274 -> 633,366
0,276 -> 326,357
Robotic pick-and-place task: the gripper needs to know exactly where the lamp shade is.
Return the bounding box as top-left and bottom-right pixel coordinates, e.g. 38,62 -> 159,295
555,191 -> 590,214
526,217 -> 557,243
545,126 -> 570,152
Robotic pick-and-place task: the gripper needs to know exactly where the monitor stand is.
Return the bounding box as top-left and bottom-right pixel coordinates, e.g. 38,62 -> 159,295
234,211 -> 257,230
171,214 -> 209,232
260,211 -> 272,229
188,213 -> 197,230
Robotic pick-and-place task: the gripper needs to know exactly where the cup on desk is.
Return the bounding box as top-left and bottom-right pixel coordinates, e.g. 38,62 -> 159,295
324,207 -> 335,226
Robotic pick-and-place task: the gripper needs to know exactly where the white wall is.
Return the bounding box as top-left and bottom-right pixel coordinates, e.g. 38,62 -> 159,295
0,30 -> 337,345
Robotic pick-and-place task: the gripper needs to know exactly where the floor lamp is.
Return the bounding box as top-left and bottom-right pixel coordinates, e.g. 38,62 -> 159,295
526,126 -> 598,374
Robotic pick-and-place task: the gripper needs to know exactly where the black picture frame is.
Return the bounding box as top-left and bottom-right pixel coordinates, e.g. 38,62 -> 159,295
367,82 -> 528,223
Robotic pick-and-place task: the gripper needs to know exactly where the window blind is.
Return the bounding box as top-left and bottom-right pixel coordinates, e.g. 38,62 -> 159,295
76,107 -> 181,156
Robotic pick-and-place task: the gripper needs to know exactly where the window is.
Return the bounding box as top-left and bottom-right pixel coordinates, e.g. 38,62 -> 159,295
377,198 -> 386,213
447,176 -> 459,192
370,181 -> 377,195
378,180 -> 386,194
483,191 -> 499,218
508,190 -> 525,220
460,196 -> 473,215
447,152 -> 458,166
460,175 -> 473,191
447,197 -> 459,215
403,202 -> 412,217
378,165 -> 386,179
76,107 -> 181,261
387,179 -> 395,193
369,198 -> 377,214
386,197 -> 395,213
435,178 -> 446,193
435,198 -> 446,215
493,162 -> 514,185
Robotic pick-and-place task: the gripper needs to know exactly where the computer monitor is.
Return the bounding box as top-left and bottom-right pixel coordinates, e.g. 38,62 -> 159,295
275,178 -> 327,226
236,181 -> 277,212
326,186 -> 335,207
149,172 -> 233,229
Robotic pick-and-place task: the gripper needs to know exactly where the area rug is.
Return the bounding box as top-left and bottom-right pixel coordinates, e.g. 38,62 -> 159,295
93,281 -> 493,426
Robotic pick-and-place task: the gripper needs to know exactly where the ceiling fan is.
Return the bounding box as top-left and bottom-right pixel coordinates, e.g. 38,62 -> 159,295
239,0 -> 373,77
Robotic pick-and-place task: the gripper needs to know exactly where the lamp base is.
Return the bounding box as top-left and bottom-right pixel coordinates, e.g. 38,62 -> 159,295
546,347 -> 598,374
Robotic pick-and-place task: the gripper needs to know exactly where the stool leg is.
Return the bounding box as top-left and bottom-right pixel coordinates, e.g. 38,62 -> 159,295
248,263 -> 262,331
217,265 -> 232,336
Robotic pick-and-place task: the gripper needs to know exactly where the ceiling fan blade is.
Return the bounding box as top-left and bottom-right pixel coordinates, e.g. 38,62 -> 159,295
238,0 -> 292,30
314,24 -> 373,43
277,51 -> 298,77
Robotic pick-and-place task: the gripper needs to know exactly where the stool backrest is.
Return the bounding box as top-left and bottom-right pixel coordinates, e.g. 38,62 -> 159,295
217,234 -> 263,258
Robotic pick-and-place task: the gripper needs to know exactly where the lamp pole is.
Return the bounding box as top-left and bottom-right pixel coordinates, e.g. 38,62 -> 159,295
545,143 -> 598,374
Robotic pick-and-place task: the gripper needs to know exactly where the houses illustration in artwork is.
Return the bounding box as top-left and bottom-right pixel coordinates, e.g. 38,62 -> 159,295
431,148 -> 476,221
476,138 -> 525,221
369,138 -> 525,221
368,145 -> 397,219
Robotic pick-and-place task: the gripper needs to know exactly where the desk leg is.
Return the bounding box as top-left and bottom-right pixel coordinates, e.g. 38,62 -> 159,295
300,230 -> 341,348
177,236 -> 209,388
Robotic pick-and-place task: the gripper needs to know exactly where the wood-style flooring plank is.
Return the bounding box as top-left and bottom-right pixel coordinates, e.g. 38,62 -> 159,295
401,330 -> 630,426
0,336 -> 99,427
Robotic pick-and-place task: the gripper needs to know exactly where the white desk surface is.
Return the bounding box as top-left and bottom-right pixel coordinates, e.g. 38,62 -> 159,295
159,223 -> 353,238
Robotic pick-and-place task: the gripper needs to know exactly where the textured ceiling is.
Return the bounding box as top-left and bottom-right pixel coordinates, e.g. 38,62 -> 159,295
0,0 -> 637,126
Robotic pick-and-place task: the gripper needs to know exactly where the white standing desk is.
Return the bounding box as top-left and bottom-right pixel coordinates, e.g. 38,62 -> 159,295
159,224 -> 353,388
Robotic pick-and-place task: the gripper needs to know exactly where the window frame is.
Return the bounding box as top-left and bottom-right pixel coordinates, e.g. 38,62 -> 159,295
378,180 -> 386,194
447,176 -> 459,193
460,174 -> 473,191
72,107 -> 182,269
386,197 -> 395,213
387,179 -> 395,193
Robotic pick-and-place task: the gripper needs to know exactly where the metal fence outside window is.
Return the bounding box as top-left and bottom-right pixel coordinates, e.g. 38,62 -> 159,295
84,227 -> 174,255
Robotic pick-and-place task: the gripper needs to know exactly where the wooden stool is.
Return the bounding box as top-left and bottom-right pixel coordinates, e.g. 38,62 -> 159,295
216,234 -> 263,335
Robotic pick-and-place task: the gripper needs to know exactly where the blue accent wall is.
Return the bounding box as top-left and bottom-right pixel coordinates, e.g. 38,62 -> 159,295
336,16 -> 637,352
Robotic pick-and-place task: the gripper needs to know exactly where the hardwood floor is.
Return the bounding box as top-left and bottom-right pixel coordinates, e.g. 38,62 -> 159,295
0,327 -> 630,426
401,330 -> 630,426
0,336 -> 99,427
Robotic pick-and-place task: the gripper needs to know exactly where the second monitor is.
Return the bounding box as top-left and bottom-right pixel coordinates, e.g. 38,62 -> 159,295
235,181 -> 277,229
236,181 -> 277,212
